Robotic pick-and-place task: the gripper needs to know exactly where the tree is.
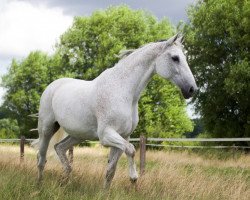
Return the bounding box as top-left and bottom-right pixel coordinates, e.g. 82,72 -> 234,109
1,51 -> 61,136
185,118 -> 204,138
0,118 -> 20,138
183,0 -> 250,137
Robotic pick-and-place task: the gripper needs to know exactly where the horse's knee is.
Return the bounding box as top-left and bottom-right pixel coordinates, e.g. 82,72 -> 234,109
125,143 -> 136,157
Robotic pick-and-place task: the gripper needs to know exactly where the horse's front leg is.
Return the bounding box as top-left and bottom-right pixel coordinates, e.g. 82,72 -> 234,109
104,147 -> 123,189
99,127 -> 136,189
126,103 -> 139,183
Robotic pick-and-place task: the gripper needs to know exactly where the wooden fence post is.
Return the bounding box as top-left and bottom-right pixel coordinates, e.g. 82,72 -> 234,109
140,135 -> 146,175
232,144 -> 237,160
68,146 -> 74,165
20,135 -> 25,163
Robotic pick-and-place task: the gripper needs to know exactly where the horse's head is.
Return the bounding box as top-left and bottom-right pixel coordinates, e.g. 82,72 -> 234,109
155,34 -> 197,99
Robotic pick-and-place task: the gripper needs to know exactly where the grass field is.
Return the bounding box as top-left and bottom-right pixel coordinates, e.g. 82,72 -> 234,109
0,144 -> 249,200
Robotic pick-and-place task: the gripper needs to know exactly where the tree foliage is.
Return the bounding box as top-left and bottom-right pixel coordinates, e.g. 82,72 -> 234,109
0,118 -> 20,138
1,51 -> 57,136
184,0 -> 250,137
57,6 -> 174,80
1,6 -> 193,138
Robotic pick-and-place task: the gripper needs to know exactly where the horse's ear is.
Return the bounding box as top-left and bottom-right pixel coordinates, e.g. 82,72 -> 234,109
176,34 -> 184,44
165,33 -> 179,46
181,36 -> 185,43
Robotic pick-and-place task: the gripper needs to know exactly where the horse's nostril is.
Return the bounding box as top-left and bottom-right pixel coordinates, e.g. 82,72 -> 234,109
189,86 -> 194,94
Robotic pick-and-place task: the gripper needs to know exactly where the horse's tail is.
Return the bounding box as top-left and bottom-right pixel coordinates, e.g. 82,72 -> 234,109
31,138 -> 40,150
31,127 -> 68,155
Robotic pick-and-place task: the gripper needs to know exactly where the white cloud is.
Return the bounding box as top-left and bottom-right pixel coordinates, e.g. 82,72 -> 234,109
0,0 -> 73,59
0,0 -> 73,105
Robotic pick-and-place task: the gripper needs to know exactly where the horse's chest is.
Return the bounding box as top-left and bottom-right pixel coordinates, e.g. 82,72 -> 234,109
114,111 -> 133,133
95,90 -> 138,136
118,115 -> 133,136
98,106 -> 134,136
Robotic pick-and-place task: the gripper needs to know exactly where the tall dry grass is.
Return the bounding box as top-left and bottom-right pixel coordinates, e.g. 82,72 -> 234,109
0,144 -> 249,200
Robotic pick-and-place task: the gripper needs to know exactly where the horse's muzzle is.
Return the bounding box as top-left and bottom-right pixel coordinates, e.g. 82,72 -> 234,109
181,85 -> 197,99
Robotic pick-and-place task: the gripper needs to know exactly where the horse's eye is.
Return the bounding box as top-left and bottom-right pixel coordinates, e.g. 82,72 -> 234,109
172,56 -> 179,62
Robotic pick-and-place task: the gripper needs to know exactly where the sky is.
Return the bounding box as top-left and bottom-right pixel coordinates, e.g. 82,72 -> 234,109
0,0 -> 196,116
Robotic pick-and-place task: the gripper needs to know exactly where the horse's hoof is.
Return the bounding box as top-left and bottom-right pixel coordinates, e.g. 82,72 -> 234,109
130,177 -> 137,184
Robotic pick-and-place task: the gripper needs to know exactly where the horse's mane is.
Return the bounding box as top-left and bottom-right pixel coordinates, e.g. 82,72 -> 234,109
116,36 -> 182,60
116,42 -> 156,59
116,49 -> 135,59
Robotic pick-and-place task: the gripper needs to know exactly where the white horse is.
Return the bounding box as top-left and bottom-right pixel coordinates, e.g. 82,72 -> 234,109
33,34 -> 197,188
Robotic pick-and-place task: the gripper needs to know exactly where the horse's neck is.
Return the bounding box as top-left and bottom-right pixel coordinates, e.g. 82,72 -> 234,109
112,43 -> 162,102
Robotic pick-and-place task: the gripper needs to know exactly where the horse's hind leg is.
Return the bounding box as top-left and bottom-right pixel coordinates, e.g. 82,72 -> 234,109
54,136 -> 80,177
37,121 -> 59,182
104,147 -> 123,189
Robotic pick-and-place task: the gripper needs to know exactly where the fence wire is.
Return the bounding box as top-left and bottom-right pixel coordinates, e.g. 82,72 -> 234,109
1,137 -> 250,149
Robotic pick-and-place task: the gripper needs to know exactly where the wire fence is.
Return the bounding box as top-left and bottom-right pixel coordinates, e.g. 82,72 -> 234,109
1,136 -> 250,174
1,137 -> 250,149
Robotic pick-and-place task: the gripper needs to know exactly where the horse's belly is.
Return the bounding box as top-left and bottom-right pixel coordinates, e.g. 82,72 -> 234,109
64,126 -> 98,140
60,115 -> 98,140
54,106 -> 98,140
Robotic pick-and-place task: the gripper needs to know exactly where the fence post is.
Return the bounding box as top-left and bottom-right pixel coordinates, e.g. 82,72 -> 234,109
232,144 -> 237,160
68,146 -> 74,165
140,135 -> 146,175
20,135 -> 25,163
